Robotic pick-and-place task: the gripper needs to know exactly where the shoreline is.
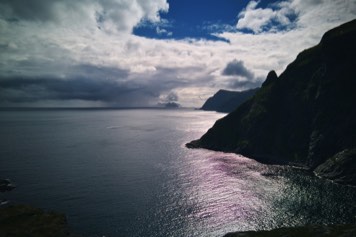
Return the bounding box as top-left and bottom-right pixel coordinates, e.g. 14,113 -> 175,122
186,142 -> 356,188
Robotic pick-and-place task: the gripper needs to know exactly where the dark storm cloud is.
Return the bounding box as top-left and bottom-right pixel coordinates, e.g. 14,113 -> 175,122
222,59 -> 254,79
1,60 -> 129,81
72,64 -> 129,80
0,65 -> 199,107
0,77 -> 138,103
0,63 -> 135,105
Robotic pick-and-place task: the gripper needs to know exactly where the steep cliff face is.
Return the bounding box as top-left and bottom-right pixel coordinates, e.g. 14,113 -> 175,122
188,19 -> 356,185
201,88 -> 258,113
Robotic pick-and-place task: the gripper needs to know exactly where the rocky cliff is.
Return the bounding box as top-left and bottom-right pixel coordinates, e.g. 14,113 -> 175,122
188,19 -> 356,185
201,88 -> 259,113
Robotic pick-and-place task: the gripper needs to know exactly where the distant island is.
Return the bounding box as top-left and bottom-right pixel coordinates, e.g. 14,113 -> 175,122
160,102 -> 181,108
188,19 -> 356,186
201,88 -> 259,113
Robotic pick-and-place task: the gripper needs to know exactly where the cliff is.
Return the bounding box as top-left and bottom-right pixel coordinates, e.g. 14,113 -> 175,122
188,19 -> 356,185
201,88 -> 259,113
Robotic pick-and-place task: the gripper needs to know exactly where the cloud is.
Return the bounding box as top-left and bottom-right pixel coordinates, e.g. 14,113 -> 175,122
0,76 -> 162,107
0,63 -> 133,105
222,59 -> 254,79
165,92 -> 179,102
95,0 -> 169,33
157,91 -> 180,107
222,59 -> 262,90
0,0 -> 169,33
0,65 -> 203,107
202,21 -> 237,34
0,0 -> 65,22
0,0 -> 355,108
236,0 -> 296,33
156,26 -> 173,36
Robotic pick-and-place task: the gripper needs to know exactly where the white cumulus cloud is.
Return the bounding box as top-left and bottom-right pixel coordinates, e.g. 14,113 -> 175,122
236,0 -> 296,33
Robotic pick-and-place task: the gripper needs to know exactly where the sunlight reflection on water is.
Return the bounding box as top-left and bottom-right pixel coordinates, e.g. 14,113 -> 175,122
141,145 -> 356,237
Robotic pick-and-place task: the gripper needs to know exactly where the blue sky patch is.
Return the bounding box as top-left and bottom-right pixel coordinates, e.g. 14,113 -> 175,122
134,0 -> 298,41
134,0 -> 249,41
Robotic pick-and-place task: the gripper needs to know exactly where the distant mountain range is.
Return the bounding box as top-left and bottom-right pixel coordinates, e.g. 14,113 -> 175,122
201,88 -> 259,113
188,19 -> 356,186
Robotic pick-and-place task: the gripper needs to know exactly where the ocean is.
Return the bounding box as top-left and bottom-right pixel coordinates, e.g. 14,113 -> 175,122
0,108 -> 355,237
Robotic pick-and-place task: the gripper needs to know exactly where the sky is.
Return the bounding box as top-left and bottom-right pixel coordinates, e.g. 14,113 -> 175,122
0,0 -> 355,108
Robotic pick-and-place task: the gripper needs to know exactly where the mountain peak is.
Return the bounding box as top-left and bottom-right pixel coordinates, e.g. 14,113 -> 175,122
262,70 -> 278,87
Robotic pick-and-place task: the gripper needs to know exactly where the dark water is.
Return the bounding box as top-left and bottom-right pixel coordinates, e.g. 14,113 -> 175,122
0,109 -> 355,237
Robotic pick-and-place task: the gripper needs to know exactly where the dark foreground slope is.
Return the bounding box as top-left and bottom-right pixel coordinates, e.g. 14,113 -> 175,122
0,205 -> 79,237
0,178 -> 78,237
201,88 -> 259,113
188,19 -> 356,185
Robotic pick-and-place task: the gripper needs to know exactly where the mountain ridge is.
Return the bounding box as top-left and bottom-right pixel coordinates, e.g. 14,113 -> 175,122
201,88 -> 259,113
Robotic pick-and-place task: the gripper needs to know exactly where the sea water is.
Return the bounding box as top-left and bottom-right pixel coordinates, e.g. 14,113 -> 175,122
0,108 -> 355,237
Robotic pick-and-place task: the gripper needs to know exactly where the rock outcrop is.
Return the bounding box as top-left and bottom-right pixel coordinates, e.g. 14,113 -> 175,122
314,149 -> 356,186
188,19 -> 356,185
0,179 -> 15,192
